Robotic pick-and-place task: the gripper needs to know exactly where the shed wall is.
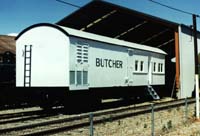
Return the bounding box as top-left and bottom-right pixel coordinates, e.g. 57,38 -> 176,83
178,25 -> 195,98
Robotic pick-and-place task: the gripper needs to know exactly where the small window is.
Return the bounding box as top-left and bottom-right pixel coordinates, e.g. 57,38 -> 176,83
135,60 -> 138,71
153,62 -> 164,73
158,63 -> 160,72
153,62 -> 156,72
140,61 -> 144,71
156,63 -> 164,73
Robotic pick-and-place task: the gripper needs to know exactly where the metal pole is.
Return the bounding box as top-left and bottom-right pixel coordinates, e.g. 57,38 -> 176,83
151,103 -> 154,136
89,112 -> 94,136
193,14 -> 199,119
185,97 -> 188,122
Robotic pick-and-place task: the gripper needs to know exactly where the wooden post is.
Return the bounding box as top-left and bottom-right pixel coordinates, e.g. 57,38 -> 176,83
175,30 -> 180,89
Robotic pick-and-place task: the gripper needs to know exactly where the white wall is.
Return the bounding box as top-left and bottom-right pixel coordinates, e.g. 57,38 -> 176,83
70,37 -> 128,88
16,26 -> 70,87
68,36 -> 165,89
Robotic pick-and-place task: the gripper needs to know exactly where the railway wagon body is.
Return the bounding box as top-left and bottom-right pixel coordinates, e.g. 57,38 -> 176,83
16,23 -> 166,105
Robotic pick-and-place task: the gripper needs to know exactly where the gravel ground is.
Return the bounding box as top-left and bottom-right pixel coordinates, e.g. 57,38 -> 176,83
162,120 -> 200,136
5,119 -> 199,136
53,120 -> 200,136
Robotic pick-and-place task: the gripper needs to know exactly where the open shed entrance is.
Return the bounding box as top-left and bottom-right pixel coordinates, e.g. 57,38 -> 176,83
57,1 -> 180,97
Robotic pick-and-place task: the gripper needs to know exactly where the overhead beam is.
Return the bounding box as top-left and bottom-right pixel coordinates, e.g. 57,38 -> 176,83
140,29 -> 170,44
114,21 -> 147,39
80,10 -> 117,31
157,38 -> 174,48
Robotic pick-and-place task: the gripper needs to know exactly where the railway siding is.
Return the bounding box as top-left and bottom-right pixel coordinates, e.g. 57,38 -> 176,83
0,98 -> 197,136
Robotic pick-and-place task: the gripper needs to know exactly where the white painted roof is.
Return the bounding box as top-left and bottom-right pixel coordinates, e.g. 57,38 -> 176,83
58,25 -> 167,55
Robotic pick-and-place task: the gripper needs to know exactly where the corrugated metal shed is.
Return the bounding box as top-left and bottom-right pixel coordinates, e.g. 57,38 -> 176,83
56,0 -> 200,98
57,0 -> 178,48
57,0 -> 179,97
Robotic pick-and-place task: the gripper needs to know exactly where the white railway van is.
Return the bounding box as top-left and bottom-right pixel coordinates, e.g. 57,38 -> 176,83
16,23 -> 166,102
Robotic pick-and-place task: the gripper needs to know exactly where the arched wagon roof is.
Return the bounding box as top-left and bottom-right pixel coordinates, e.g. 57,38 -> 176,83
16,23 -> 166,55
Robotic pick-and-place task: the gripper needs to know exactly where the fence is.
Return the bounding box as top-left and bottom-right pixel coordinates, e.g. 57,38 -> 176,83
66,98 -> 197,136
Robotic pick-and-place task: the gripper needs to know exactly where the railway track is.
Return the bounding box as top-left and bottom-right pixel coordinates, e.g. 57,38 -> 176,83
0,98 -> 195,136
0,108 -> 43,120
0,106 -> 64,120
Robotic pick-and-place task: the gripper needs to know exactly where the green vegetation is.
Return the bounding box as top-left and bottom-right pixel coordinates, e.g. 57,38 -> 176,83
144,123 -> 147,128
167,120 -> 172,129
162,120 -> 173,132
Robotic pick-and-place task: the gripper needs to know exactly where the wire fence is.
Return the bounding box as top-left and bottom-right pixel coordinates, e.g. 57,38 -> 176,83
62,98 -> 197,136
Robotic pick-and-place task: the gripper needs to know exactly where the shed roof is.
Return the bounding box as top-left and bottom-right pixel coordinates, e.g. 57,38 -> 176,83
57,0 -> 179,48
0,35 -> 16,54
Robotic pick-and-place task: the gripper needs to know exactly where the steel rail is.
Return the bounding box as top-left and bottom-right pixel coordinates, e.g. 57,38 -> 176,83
0,112 -> 60,125
0,107 -> 64,120
0,109 -> 43,120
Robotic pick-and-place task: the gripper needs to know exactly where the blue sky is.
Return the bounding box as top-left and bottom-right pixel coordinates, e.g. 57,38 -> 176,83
1,0 -> 200,35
